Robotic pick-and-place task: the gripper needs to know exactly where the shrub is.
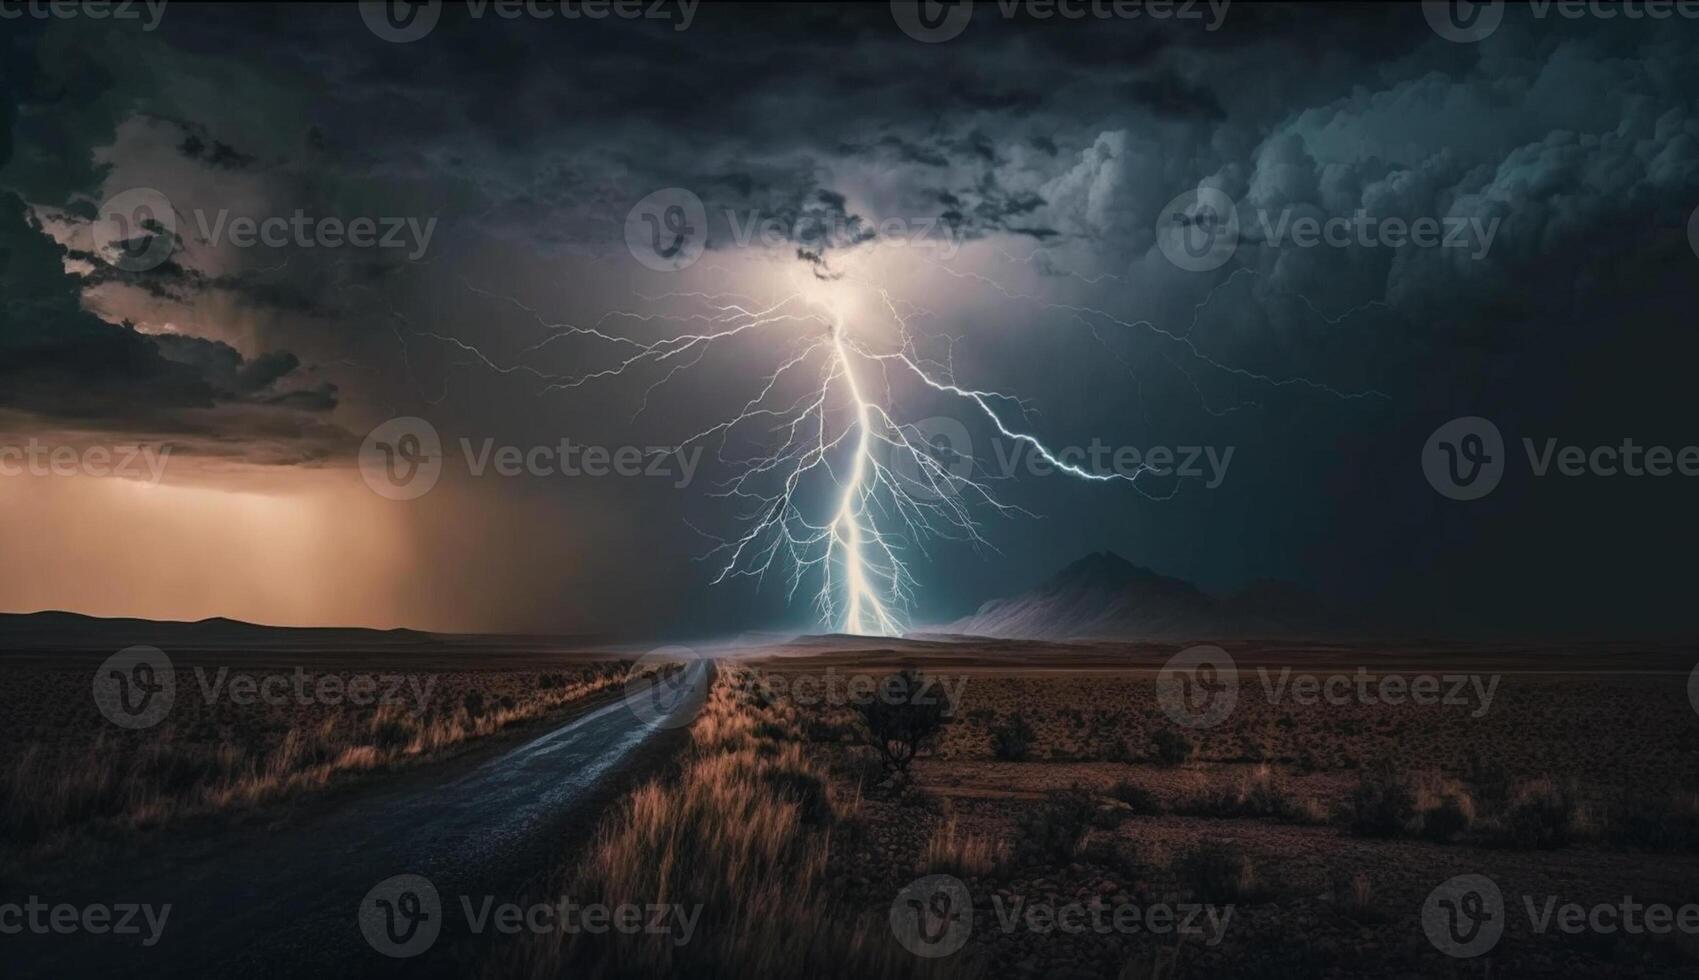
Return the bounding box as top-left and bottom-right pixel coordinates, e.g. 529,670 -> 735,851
1607,790 -> 1699,851
1179,840 -> 1267,904
1080,836 -> 1146,879
462,689 -> 487,718
1464,753 -> 1513,811
801,717 -> 854,743
1151,729 -> 1194,767
1492,778 -> 1582,850
367,710 -> 417,752
1345,760 -> 1417,838
1339,871 -> 1378,922
1108,780 -> 1164,815
990,713 -> 1035,761
1099,734 -> 1132,762
852,671 -> 949,775
1414,777 -> 1476,843
1015,787 -> 1096,864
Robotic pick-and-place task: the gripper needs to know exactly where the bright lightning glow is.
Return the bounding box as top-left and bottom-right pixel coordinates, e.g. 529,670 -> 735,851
822,298 -> 893,635
417,241 -> 1380,637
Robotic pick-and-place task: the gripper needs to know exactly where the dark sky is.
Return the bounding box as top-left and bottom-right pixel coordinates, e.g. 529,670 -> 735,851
2,3 -> 1696,639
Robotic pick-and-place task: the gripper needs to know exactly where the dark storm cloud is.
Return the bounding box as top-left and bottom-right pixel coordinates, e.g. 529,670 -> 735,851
175,129 -> 256,171
0,194 -> 340,433
1124,69 -> 1225,120
0,33 -> 342,452
131,4 -> 1385,261
5,4 -> 1698,636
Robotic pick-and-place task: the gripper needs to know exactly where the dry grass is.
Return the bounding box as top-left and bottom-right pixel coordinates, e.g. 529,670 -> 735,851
738,653 -> 1699,979
920,814 -> 1005,877
0,663 -> 632,864
491,666 -> 965,980
1173,764 -> 1329,825
915,670 -> 1698,787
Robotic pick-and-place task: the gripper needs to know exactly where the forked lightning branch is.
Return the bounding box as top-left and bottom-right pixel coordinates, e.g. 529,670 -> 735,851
428,204 -> 1374,636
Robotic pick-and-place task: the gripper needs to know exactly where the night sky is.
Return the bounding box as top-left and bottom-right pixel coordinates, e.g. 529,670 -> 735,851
2,2 -> 1696,640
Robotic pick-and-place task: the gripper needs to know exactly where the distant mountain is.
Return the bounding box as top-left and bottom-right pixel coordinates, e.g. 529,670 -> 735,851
0,611 -> 445,654
939,551 -> 1346,641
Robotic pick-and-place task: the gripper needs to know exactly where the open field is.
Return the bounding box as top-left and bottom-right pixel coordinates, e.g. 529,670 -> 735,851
507,637 -> 1699,978
10,634 -> 1699,977
0,642 -> 655,871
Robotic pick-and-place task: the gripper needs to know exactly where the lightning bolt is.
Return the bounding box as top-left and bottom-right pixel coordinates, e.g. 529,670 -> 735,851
405,239 -> 1381,638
